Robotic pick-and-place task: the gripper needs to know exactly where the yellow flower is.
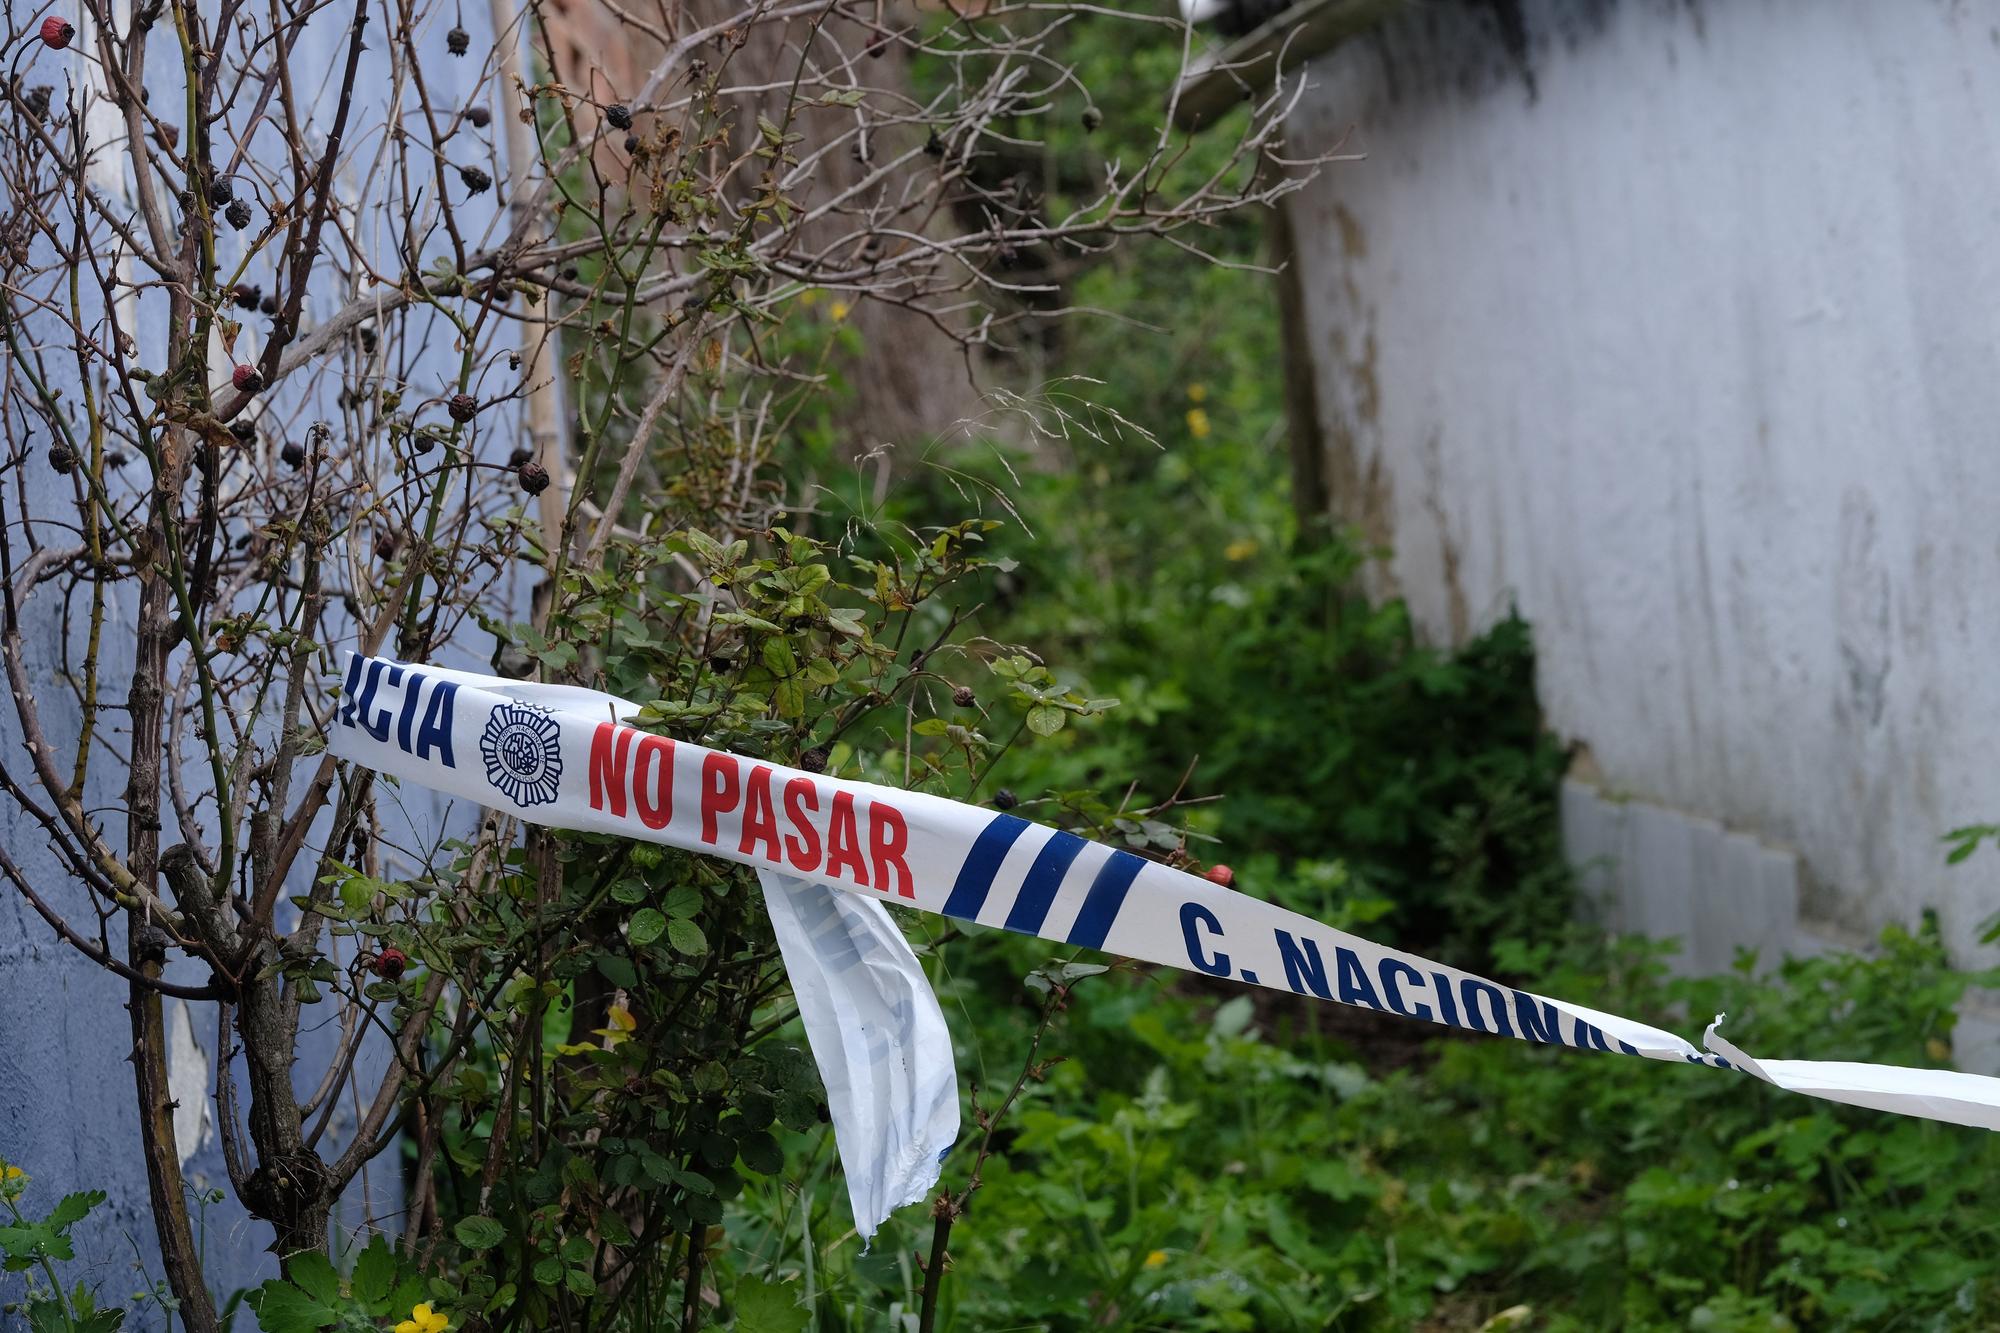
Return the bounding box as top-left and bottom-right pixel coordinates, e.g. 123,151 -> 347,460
798,288 -> 820,307
1184,407 -> 1210,439
1143,1249 -> 1168,1269
829,300 -> 850,323
1,1165 -> 23,1180
1223,537 -> 1258,562
1186,383 -> 1207,403
395,1302 -> 450,1333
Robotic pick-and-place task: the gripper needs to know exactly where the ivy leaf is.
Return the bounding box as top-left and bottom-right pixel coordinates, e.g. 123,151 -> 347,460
629,909 -> 668,947
454,1216 -> 507,1251
668,918 -> 709,956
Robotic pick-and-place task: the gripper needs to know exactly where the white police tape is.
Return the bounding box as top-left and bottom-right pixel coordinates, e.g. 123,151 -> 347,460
327,653 -> 2000,1190
329,654 -> 955,1240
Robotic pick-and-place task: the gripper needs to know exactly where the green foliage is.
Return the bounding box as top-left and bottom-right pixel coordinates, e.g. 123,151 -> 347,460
246,1236 -> 435,1332
741,922 -> 2000,1332
0,1166 -> 122,1332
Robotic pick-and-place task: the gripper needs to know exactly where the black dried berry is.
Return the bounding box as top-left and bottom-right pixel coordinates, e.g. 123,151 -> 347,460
446,24 -> 468,54
516,460 -> 549,494
507,445 -> 533,468
1081,105 -> 1102,132
230,418 -> 257,444
208,176 -> 233,205
447,392 -> 477,423
993,788 -> 1017,810
259,295 -> 278,316
458,165 -> 491,195
280,440 -> 306,468
374,532 -> 398,561
605,103 -> 632,129
233,283 -> 260,310
225,199 -> 251,230
465,105 -> 491,128
47,443 -> 75,475
560,264 -> 579,281
623,133 -> 639,154
798,747 -> 828,774
952,685 -> 976,708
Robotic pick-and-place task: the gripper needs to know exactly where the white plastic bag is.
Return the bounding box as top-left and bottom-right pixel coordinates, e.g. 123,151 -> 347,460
760,870 -> 958,1239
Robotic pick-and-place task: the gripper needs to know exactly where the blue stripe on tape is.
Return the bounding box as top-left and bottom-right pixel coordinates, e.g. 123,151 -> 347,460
941,814 -> 1030,921
1003,830 -> 1088,936
1066,849 -> 1145,950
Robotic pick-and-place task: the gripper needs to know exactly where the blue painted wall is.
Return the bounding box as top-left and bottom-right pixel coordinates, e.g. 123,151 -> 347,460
0,2 -> 521,1322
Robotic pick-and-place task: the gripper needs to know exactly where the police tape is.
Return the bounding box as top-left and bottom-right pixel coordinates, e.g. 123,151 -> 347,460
328,652 -> 2000,1135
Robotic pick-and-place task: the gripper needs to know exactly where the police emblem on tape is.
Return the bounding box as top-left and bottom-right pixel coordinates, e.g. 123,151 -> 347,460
479,701 -> 563,807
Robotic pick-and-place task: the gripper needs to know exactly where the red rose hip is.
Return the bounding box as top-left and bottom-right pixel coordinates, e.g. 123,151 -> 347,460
1203,864 -> 1235,888
39,16 -> 76,48
231,363 -> 262,392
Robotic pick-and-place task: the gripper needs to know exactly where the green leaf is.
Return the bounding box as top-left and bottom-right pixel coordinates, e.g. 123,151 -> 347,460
733,1276 -> 811,1333
663,884 -> 703,918
0,1223 -> 68,1262
564,1267 -> 598,1298
287,1252 -> 340,1306
668,918 -> 708,956
454,1216 -> 507,1251
248,1280 -> 337,1333
738,1131 -> 784,1175
1025,704 -> 1065,737
46,1191 -> 105,1229
628,908 -> 668,947
761,638 -> 798,675
351,1235 -> 396,1309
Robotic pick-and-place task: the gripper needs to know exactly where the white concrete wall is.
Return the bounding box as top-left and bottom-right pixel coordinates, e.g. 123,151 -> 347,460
1284,0 -> 2000,963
